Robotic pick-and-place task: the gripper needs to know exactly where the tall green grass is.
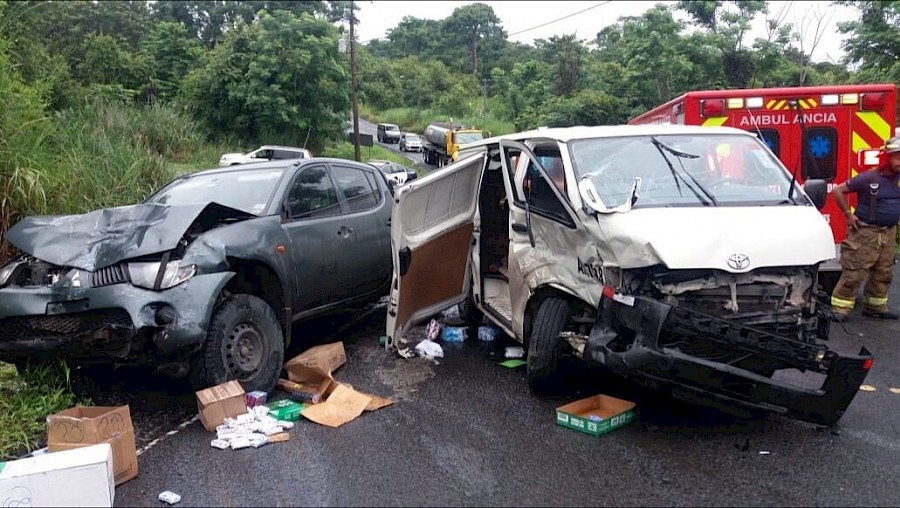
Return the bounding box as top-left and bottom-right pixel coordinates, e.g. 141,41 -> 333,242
319,141 -> 420,168
0,361 -> 90,460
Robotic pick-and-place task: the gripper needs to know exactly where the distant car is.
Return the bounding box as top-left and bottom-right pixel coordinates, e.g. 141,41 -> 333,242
218,145 -> 312,167
0,158 -> 393,393
369,160 -> 408,186
376,123 -> 401,144
399,133 -> 423,152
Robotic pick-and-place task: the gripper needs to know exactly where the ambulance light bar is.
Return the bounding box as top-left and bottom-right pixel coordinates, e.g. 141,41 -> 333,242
746,97 -> 763,108
700,99 -> 725,117
821,94 -> 839,106
841,93 -> 859,105
861,92 -> 885,111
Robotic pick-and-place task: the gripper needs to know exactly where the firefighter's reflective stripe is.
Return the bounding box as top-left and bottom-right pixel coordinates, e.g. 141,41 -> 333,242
701,117 -> 728,127
856,111 -> 892,140
831,296 -> 856,310
864,295 -> 889,307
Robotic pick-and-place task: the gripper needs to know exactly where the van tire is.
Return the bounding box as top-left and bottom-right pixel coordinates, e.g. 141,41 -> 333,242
191,294 -> 284,393
527,297 -> 571,395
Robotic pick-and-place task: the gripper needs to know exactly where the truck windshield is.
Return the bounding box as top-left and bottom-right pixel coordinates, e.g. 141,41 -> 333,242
570,134 -> 802,208
146,169 -> 283,215
456,132 -> 484,144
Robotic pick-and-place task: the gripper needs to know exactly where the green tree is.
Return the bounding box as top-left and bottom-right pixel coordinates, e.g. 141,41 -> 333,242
442,3 -> 506,76
536,34 -> 588,97
181,10 -> 348,149
140,21 -> 204,100
837,1 -> 900,86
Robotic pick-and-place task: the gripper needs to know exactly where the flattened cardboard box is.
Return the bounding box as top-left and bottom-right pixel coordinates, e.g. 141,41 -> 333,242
196,380 -> 247,431
555,394 -> 636,437
0,442 -> 115,507
283,342 -> 346,403
47,405 -> 138,486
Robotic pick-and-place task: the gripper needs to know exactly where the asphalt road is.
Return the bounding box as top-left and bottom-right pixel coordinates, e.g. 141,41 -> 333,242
356,118 -> 431,171
108,266 -> 900,507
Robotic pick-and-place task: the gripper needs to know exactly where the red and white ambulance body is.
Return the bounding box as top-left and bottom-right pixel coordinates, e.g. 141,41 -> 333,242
630,84 -> 898,291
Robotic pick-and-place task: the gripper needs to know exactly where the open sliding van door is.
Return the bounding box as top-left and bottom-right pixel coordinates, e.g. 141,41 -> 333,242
385,153 -> 487,353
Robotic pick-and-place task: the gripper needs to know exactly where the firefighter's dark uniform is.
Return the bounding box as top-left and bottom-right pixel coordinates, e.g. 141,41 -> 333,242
831,138 -> 900,320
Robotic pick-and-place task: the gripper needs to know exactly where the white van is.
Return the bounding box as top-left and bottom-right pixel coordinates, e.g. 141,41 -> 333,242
385,125 -> 873,426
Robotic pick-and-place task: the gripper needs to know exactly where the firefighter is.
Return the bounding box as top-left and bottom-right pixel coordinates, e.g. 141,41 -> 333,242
830,136 -> 900,322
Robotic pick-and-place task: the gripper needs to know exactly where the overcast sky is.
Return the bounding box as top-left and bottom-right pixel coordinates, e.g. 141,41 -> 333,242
353,1 -> 858,64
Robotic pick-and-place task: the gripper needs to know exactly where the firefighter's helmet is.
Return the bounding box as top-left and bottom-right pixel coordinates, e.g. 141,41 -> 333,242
885,136 -> 900,154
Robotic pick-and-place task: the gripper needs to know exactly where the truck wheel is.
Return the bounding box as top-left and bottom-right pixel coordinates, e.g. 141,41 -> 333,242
192,294 -> 284,393
527,297 -> 571,395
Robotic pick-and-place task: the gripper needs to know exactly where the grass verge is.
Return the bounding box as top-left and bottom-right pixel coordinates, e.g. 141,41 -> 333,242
0,361 -> 90,461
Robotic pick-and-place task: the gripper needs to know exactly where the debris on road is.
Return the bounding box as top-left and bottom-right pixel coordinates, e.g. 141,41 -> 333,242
0,443 -> 115,507
504,346 -> 525,359
158,490 -> 182,505
245,390 -> 268,408
268,398 -> 305,421
414,339 -> 444,359
196,380 -> 249,432
759,451 -> 771,455
46,404 -> 139,485
426,319 -> 443,341
478,325 -> 502,342
442,326 -> 467,343
859,384 -> 876,392
499,359 -> 527,369
280,341 -> 394,428
555,394 -> 636,437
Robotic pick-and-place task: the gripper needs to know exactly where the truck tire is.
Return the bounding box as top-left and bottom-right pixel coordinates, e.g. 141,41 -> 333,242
527,297 -> 571,395
192,294 -> 284,393
423,149 -> 431,165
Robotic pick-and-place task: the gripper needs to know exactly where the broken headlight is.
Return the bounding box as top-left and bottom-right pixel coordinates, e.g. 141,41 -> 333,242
128,261 -> 196,290
0,260 -> 26,288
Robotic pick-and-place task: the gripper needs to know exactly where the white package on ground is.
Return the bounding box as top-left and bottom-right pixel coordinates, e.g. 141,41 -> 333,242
0,442 -> 115,507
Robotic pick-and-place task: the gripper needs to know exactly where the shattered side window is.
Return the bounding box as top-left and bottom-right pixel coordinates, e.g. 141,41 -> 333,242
286,166 -> 342,220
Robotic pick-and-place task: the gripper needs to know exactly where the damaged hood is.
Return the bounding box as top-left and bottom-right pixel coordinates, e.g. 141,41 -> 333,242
5,202 -> 255,271
593,206 -> 834,272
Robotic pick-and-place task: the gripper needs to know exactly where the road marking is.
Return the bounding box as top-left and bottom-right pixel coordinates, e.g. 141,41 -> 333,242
136,414 -> 200,456
859,384 -> 877,392
889,388 -> 900,395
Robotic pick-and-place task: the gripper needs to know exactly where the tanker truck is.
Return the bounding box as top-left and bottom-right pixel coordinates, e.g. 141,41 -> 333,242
422,123 -> 488,167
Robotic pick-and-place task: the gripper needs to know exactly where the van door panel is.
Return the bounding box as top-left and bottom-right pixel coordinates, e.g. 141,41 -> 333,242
386,154 -> 486,347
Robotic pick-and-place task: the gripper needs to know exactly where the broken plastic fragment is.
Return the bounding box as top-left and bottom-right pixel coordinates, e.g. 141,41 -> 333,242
889,388 -> 900,395
859,384 -> 876,392
758,451 -> 771,455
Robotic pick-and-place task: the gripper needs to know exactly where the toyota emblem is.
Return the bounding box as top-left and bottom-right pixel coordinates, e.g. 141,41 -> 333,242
727,253 -> 750,271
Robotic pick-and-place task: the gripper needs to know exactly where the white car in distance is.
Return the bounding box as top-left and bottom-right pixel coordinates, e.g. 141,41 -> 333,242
218,145 -> 312,167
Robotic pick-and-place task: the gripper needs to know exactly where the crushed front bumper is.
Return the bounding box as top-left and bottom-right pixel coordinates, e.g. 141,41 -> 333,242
584,295 -> 872,426
0,272 -> 233,362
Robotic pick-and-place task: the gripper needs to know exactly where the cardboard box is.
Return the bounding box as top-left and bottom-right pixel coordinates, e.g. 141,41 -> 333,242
283,342 -> 346,403
46,405 -> 138,486
0,442 -> 115,507
196,380 -> 248,432
555,394 -> 636,437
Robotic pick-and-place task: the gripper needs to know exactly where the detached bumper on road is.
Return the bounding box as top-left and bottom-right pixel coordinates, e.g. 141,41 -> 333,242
584,295 -> 872,426
0,272 -> 233,362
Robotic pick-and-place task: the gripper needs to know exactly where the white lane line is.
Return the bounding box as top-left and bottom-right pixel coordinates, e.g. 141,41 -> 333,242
136,414 -> 200,456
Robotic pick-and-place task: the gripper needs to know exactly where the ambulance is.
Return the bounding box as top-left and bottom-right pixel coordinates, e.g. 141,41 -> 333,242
629,84 -> 898,294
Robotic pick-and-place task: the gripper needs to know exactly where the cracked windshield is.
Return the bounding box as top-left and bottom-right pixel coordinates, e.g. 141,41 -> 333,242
570,134 -> 801,208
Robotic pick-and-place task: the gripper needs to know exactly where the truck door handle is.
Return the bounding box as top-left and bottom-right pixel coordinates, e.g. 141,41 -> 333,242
511,223 -> 528,233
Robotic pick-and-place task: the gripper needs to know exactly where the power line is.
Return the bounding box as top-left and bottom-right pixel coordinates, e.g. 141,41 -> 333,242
507,1 -> 612,37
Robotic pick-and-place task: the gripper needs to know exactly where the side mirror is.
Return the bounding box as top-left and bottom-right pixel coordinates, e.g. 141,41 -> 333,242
803,179 -> 827,210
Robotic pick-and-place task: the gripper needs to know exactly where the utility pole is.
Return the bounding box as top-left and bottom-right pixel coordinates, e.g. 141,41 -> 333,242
349,1 -> 361,162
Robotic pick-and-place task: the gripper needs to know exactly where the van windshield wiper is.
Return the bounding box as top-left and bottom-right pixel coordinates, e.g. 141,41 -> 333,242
650,137 -> 717,206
